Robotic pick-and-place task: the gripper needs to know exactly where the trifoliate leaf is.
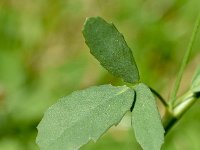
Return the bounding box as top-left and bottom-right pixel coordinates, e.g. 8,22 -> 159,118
82,17 -> 139,83
131,83 -> 164,150
191,67 -> 200,93
36,84 -> 135,150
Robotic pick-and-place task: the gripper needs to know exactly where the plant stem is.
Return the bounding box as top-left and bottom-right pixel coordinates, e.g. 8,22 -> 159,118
149,87 -> 169,107
162,109 -> 176,134
174,90 -> 194,108
173,92 -> 199,118
169,15 -> 200,107
163,91 -> 200,135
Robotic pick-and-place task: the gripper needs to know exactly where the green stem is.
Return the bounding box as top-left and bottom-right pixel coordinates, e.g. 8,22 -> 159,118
174,90 -> 194,108
169,15 -> 200,107
163,91 -> 200,135
173,92 -> 199,118
162,109 -> 177,134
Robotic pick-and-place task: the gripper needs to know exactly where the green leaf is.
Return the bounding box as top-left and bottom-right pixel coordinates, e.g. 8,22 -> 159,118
82,17 -> 139,83
131,83 -> 164,150
36,84 -> 135,150
191,67 -> 200,93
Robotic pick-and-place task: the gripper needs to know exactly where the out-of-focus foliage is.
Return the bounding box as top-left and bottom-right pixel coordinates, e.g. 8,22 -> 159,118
0,0 -> 199,150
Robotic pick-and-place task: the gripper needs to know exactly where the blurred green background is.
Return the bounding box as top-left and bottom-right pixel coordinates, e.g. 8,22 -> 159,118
0,0 -> 200,149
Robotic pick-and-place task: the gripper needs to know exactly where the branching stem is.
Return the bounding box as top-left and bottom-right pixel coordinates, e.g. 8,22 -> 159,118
163,91 -> 200,134
169,15 -> 200,107
162,14 -> 200,135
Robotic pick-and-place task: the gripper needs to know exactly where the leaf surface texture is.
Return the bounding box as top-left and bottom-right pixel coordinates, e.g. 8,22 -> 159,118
37,84 -> 135,150
82,17 -> 139,83
132,83 -> 164,150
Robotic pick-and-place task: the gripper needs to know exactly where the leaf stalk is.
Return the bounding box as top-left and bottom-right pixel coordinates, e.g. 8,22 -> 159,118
149,87 -> 169,107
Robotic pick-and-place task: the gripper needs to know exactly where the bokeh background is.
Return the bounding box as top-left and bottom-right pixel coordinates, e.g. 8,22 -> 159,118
0,0 -> 200,149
